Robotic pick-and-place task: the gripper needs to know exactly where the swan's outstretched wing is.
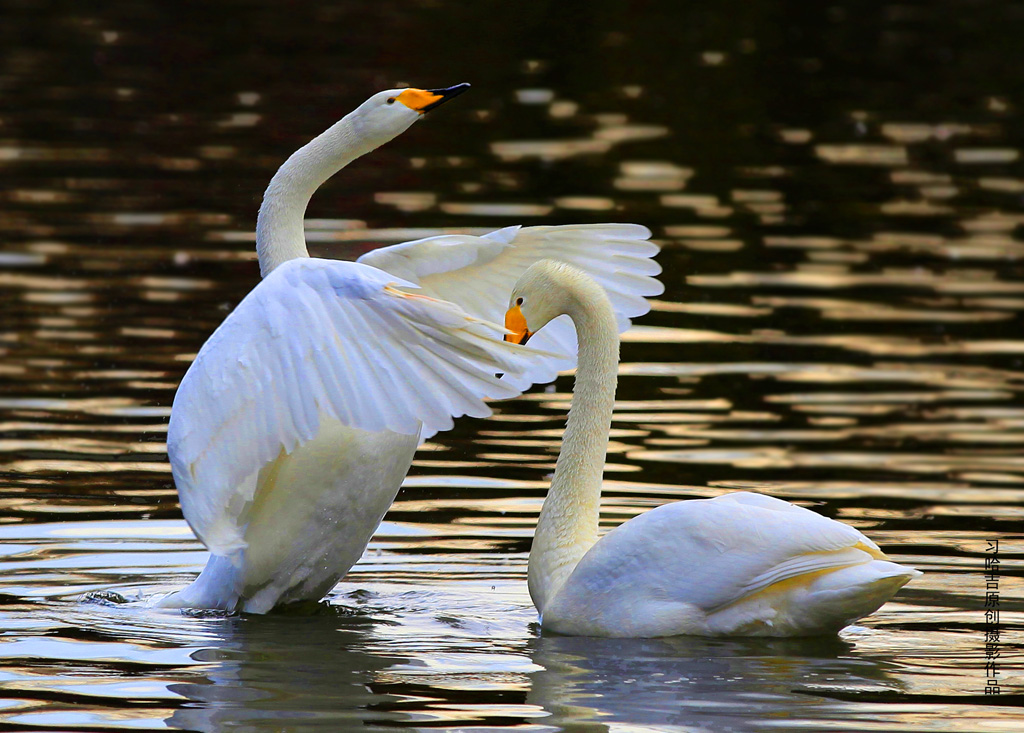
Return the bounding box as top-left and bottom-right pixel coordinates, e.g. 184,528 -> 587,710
357,224 -> 663,388
168,258 -> 560,555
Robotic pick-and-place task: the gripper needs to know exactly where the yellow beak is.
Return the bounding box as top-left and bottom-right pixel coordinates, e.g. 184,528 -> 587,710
396,83 -> 471,114
504,304 -> 532,345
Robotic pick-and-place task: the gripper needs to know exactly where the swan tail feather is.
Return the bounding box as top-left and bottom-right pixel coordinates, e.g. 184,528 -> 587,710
706,559 -> 921,636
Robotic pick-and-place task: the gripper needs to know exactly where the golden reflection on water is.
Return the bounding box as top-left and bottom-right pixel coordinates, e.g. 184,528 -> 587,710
1,3 -> 1024,730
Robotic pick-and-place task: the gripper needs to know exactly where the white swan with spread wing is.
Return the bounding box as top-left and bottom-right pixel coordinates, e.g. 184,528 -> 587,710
504,260 -> 920,636
159,85 -> 663,613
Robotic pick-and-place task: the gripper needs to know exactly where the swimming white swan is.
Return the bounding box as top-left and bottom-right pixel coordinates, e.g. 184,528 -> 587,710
159,85 -> 663,613
505,260 -> 921,636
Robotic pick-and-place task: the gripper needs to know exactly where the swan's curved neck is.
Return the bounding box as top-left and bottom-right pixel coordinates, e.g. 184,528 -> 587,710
255,115 -> 378,277
527,278 -> 620,614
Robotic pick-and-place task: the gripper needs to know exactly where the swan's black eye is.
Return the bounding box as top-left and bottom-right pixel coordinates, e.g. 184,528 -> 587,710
386,97 -> 396,105
516,297 -> 524,306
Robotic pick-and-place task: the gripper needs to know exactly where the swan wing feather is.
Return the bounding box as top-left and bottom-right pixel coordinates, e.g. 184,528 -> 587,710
168,257 -> 559,554
357,223 -> 663,388
560,492 -> 877,616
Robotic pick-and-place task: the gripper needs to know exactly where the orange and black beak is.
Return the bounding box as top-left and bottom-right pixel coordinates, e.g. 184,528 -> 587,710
396,83 -> 471,114
504,304 -> 532,345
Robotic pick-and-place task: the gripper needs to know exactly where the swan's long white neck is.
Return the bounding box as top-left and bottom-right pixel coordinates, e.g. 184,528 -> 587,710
255,115 -> 381,277
527,274 -> 620,614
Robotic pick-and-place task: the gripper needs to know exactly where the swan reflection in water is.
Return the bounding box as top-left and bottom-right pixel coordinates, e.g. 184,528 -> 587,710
160,596 -> 902,733
526,633 -> 904,732
165,607 -> 406,732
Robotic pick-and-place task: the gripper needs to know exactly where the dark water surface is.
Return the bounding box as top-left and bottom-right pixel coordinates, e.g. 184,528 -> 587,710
1,1 -> 1023,730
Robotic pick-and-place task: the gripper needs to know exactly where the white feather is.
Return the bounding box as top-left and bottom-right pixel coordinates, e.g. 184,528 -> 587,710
358,223 -> 664,389
543,491 -> 920,637
167,258 -> 561,557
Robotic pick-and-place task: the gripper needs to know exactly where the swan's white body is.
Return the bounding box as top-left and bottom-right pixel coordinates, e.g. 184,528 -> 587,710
506,261 -> 920,636
159,87 -> 663,613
